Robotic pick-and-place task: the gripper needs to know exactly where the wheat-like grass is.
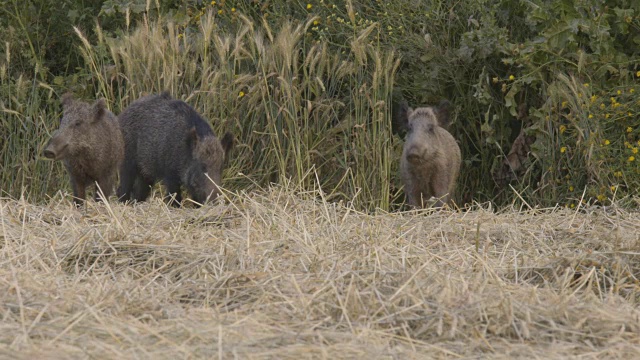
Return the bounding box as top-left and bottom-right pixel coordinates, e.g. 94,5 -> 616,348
1,182 -> 640,358
67,13 -> 402,212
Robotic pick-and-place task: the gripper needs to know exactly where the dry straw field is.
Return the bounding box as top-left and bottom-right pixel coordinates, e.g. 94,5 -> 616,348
2,184 -> 640,359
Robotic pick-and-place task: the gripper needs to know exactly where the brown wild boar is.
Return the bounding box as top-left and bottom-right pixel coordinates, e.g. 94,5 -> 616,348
117,92 -> 234,206
400,100 -> 461,208
43,93 -> 124,205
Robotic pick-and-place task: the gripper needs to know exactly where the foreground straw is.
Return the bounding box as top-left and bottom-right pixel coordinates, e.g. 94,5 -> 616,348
1,186 -> 639,358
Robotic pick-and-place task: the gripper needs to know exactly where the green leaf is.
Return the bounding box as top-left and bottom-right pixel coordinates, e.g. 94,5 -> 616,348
505,82 -> 521,117
67,9 -> 78,22
419,52 -> 435,63
544,22 -> 572,49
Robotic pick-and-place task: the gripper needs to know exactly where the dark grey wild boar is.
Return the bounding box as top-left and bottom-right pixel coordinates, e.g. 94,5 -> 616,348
117,92 -> 234,206
43,93 -> 124,205
400,100 -> 461,208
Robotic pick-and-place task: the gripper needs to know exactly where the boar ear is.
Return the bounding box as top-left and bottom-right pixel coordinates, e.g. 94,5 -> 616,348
435,100 -> 452,129
187,127 -> 198,146
405,104 -> 415,120
61,93 -> 74,108
91,98 -> 107,122
397,100 -> 412,127
220,132 -> 234,154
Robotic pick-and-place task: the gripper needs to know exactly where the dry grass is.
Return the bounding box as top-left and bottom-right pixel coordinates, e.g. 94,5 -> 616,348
2,184 -> 640,359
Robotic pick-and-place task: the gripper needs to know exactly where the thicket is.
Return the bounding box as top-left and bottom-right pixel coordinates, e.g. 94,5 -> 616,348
0,0 -> 638,211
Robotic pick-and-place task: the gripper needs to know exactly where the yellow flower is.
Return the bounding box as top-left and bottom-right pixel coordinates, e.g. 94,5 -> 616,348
588,114 -> 593,119
509,75 -> 515,81
597,194 -> 606,202
614,171 -> 623,177
218,9 -> 223,14
617,90 -> 622,95
211,0 -> 216,5
631,88 -> 635,93
590,95 -> 597,103
561,101 -> 568,108
629,156 -> 635,162
611,185 -> 617,192
637,71 -> 640,77
559,125 -> 566,134
238,91 -> 245,98
231,7 -> 236,12
604,139 -> 610,145
605,113 -> 610,119
600,103 -> 605,109
627,127 -> 633,133
560,146 -> 567,153
313,20 -> 319,25
583,83 -> 589,87
570,203 -> 575,209
633,148 -> 639,154
569,186 -> 574,192
307,3 -> 312,9
178,33 -> 184,39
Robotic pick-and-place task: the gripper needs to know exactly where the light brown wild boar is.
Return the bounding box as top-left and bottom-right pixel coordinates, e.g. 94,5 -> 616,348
43,93 -> 124,205
400,100 -> 461,208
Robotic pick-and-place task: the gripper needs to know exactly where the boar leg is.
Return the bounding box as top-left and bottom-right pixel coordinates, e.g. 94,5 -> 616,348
95,176 -> 115,202
405,186 -> 424,209
70,176 -> 87,207
431,176 -> 451,208
163,177 -> 182,207
131,176 -> 152,202
117,160 -> 138,202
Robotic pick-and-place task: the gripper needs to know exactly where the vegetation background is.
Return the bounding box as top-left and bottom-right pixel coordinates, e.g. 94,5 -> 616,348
1,0 -> 639,212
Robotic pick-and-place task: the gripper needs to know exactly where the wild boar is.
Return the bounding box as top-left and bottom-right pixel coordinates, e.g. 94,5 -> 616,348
400,100 -> 461,208
43,93 -> 124,205
117,92 -> 234,206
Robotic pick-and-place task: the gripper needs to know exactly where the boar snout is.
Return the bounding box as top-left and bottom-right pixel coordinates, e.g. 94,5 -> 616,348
404,142 -> 426,163
43,135 -> 69,160
43,148 -> 56,159
203,174 -> 223,203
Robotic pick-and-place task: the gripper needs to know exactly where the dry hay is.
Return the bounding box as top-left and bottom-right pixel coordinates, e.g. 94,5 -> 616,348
1,186 -> 640,359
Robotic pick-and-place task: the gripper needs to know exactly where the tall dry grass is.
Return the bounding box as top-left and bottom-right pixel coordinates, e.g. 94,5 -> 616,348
1,184 -> 640,357
73,11 -> 401,211
0,68 -> 64,200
